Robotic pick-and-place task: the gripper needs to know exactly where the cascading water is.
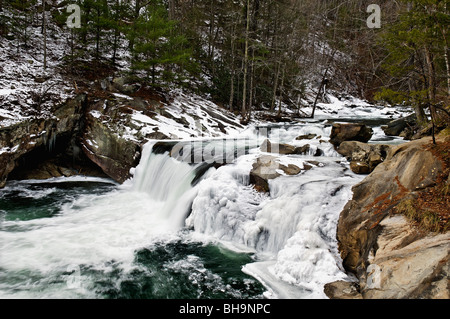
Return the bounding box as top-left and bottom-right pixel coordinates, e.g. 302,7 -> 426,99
186,124 -> 364,298
0,122 -> 369,299
0,142 -> 266,298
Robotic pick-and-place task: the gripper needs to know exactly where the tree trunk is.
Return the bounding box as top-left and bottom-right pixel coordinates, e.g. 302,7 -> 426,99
42,0 -> 47,70
248,49 -> 255,120
168,0 -> 176,20
424,46 -> 439,121
241,0 -> 250,117
112,0 -> 120,65
270,60 -> 280,112
444,42 -> 450,96
277,63 -> 286,117
229,26 -> 236,111
440,25 -> 450,96
95,5 -> 101,61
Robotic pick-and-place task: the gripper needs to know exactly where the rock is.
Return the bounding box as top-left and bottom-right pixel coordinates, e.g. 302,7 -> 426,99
323,281 -> 362,299
11,161 -> 77,180
260,139 -> 296,155
296,133 -> 317,140
329,123 -> 373,147
34,76 -> 48,83
249,155 -> 282,192
294,144 -> 311,155
260,139 -> 314,155
283,164 -> 302,175
249,155 -> 301,193
336,137 -> 447,298
360,214 -> 450,299
350,161 -> 370,174
0,94 -> 87,188
337,141 -> 390,174
146,131 -> 170,140
381,114 -> 416,136
111,77 -> 140,95
81,101 -> 141,184
306,160 -> 321,166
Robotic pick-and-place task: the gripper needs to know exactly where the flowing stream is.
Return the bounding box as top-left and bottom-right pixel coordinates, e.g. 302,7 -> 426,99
0,120 -> 402,299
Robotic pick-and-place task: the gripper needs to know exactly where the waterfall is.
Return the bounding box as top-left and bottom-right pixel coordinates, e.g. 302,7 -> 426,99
130,142 -> 214,229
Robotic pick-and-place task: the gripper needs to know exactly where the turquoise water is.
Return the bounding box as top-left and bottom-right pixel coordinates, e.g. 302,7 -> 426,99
0,178 -> 265,299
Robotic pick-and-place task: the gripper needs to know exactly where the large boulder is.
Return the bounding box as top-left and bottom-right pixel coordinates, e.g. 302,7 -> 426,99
81,100 -> 142,183
361,214 -> 449,299
381,114 -> 416,136
260,139 -> 317,155
329,123 -> 373,147
260,139 -> 297,155
249,155 -> 301,192
337,141 -> 391,174
334,136 -> 449,299
0,94 -> 87,187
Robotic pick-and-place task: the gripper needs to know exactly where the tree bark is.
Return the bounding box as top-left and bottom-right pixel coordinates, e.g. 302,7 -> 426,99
248,49 -> 255,120
42,0 -> 47,70
241,0 -> 251,117
277,63 -> 286,117
424,46 -> 439,121
229,22 -> 236,111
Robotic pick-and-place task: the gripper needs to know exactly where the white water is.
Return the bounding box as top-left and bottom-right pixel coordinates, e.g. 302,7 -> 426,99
1,123 -> 368,299
187,124 -> 364,298
0,145 -> 206,298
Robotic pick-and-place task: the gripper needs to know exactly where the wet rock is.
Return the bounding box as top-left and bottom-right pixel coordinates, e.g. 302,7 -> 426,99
350,161 -> 370,174
295,144 -> 311,155
260,139 -> 313,155
329,123 -> 373,147
260,139 -> 296,155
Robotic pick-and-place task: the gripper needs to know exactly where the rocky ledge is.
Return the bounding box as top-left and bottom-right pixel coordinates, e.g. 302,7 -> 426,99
326,135 -> 450,299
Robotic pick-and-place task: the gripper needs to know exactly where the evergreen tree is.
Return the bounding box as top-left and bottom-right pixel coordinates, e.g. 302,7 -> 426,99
127,0 -> 193,86
377,0 -> 449,126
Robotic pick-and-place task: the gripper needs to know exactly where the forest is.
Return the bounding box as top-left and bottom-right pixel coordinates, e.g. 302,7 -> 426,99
0,0 -> 449,126
1,0 -> 450,301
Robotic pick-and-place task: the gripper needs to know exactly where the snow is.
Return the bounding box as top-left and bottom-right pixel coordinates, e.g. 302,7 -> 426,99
0,89 -> 15,96
0,8 -> 74,128
0,3 -> 415,300
112,93 -> 133,100
90,110 -> 102,119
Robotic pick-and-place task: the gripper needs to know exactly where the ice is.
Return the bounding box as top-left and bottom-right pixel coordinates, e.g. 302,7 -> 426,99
186,130 -> 365,298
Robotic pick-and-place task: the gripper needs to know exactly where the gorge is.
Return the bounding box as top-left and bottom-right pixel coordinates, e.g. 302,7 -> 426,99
2,89 -> 447,299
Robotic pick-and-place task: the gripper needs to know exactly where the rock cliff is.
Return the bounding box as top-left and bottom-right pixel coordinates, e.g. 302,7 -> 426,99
326,136 -> 450,299
0,94 -> 88,187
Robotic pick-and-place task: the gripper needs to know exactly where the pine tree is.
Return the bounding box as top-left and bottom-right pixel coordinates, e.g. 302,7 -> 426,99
377,0 -> 449,127
128,0 -> 193,86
